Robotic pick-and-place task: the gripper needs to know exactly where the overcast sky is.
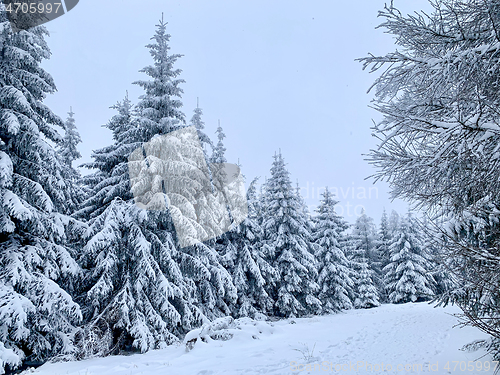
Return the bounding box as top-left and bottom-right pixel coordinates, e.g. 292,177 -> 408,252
40,0 -> 432,223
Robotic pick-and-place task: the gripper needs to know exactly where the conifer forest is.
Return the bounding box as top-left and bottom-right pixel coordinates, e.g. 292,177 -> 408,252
1,0 -> 500,374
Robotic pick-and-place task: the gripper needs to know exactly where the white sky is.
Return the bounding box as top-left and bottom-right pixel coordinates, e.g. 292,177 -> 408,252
40,0 -> 432,223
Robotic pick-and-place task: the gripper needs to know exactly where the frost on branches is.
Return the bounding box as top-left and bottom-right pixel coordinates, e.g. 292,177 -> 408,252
360,0 -> 500,357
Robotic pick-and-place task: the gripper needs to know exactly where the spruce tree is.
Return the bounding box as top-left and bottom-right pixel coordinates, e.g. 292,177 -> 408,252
377,209 -> 391,270
388,210 -> 400,237
223,178 -> 274,318
262,152 -> 321,317
348,212 -> 380,308
384,212 -> 435,304
133,17 -> 185,140
376,209 -> 392,302
312,188 -> 353,313
211,121 -> 227,164
57,108 -> 86,215
0,10 -> 82,372
346,239 -> 380,309
58,107 -> 82,169
77,20 -> 214,357
189,99 -> 213,156
80,19 -> 240,356
352,210 -> 383,297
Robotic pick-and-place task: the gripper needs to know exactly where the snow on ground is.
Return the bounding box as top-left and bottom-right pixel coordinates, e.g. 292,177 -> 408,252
26,302 -> 495,375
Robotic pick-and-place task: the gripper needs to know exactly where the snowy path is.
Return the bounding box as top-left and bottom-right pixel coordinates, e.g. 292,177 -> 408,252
27,303 -> 495,375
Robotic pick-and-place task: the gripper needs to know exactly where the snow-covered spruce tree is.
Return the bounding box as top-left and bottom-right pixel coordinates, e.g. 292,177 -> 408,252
312,187 -> 353,313
376,209 -> 392,302
262,152 -> 321,317
347,215 -> 380,309
351,210 -> 383,297
147,116 -> 238,320
78,96 -> 196,357
295,181 -> 317,256
211,121 -> 227,164
126,17 -> 235,327
359,0 -> 500,354
77,20 -> 218,357
384,213 -> 435,304
221,178 -> 275,318
133,19 -> 184,140
0,10 -> 83,373
58,107 -> 81,170
388,210 -> 400,236
57,108 -> 87,215
189,100 -> 213,162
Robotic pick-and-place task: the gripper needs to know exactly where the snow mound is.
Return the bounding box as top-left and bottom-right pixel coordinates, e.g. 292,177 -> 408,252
183,316 -> 276,351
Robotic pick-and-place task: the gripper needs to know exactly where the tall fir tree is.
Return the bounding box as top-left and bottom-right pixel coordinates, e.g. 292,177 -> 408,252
376,209 -> 392,302
211,121 -> 227,164
312,188 -> 353,313
384,212 -> 435,304
352,210 -> 383,296
223,178 -> 275,318
58,108 -> 81,169
347,211 -> 380,308
133,16 -> 185,140
57,108 -> 86,215
189,99 -> 213,156
388,210 -> 400,238
76,20 -> 214,357
0,10 -> 82,372
262,152 -> 321,317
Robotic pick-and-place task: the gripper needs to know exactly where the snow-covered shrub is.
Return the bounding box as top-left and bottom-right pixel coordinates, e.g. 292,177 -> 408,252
183,316 -> 276,352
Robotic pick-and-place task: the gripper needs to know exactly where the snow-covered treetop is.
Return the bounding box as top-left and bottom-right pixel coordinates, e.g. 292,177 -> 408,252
190,99 -> 213,151
352,209 -> 377,239
58,107 -> 82,168
134,16 -> 185,140
314,187 -> 348,232
211,121 -> 227,164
